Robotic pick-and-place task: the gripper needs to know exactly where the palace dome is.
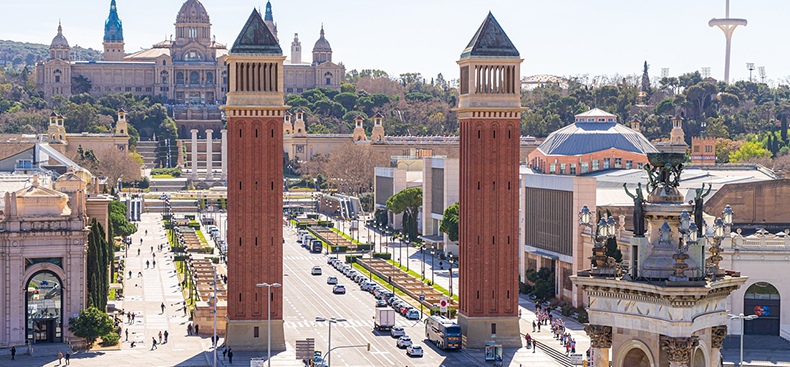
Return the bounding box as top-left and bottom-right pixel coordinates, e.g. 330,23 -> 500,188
51,23 -> 69,49
176,0 -> 210,24
537,109 -> 658,156
312,27 -> 331,53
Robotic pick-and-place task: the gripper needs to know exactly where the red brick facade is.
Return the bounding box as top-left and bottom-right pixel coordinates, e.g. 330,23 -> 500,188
227,114 -> 284,321
459,115 -> 520,318
528,148 -> 650,175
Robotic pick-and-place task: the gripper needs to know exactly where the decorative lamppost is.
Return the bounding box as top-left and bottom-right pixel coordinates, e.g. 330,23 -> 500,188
578,205 -> 617,276
709,214 -> 728,278
728,313 -> 758,367
420,244 -> 426,280
448,253 -> 455,297
431,246 -> 435,285
674,211 -> 699,280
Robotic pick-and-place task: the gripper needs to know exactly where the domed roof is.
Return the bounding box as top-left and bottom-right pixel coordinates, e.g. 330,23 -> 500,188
312,26 -> 331,53
51,22 -> 70,49
176,0 -> 210,24
104,0 -> 124,42
537,111 -> 659,156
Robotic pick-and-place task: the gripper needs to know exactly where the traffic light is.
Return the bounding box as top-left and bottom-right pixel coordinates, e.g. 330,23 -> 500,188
366,343 -> 370,352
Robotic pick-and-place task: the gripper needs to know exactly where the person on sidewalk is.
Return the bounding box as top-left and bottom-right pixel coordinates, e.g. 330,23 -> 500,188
138,248 -> 141,256
65,352 -> 70,365
158,331 -> 163,344
223,346 -> 228,359
125,329 -> 129,341
58,351 -> 63,364
164,330 -> 169,343
532,320 -> 536,332
153,260 -> 156,268
146,260 -> 150,269
195,324 -> 200,335
151,337 -> 158,350
228,348 -> 233,363
10,346 -> 15,360
161,302 -> 166,314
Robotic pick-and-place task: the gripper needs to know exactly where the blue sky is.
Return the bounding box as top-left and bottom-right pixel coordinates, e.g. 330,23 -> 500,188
1,0 -> 787,84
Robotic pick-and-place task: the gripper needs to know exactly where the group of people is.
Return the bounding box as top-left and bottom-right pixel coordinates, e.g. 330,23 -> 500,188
551,318 -> 576,355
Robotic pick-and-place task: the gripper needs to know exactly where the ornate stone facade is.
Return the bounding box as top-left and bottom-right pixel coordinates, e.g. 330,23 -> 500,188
710,325 -> 727,349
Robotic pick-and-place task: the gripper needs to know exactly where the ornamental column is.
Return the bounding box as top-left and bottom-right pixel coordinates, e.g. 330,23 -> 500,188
710,326 -> 727,367
660,335 -> 699,367
191,129 -> 199,179
221,129 -> 228,181
205,129 -> 214,180
584,324 -> 612,367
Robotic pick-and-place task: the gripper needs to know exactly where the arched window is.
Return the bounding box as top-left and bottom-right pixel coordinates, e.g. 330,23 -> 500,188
745,282 -> 780,300
176,72 -> 184,85
206,72 -> 214,85
324,72 -> 332,86
189,71 -> 200,85
26,271 -> 63,343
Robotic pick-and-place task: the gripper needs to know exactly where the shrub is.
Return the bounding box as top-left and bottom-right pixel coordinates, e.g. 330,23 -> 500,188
101,332 -> 120,346
331,245 -> 348,253
576,309 -> 589,323
356,244 -> 374,251
68,307 -> 114,349
208,257 -> 220,264
151,167 -> 182,177
345,255 -> 362,263
372,252 -> 391,260
430,308 -> 458,318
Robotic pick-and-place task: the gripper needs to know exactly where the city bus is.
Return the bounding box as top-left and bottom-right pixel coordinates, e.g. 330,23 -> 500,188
425,315 -> 461,350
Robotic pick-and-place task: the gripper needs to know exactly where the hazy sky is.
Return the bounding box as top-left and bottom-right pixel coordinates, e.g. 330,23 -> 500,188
2,0 -> 787,84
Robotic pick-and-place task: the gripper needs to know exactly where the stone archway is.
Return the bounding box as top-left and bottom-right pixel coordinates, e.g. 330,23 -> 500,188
692,347 -> 706,367
744,281 -> 781,335
616,340 -> 656,367
25,270 -> 65,343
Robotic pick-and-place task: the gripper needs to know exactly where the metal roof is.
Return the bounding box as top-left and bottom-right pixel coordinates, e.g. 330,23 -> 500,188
537,122 -> 658,156
230,9 -> 282,56
460,12 -> 519,59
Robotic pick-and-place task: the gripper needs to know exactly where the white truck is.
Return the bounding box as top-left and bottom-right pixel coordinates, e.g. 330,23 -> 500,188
374,307 -> 395,331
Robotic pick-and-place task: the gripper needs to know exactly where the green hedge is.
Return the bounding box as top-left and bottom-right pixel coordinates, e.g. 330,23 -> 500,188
356,244 -> 374,251
345,255 -> 362,263
372,252 -> 392,260
331,245 -> 348,253
307,214 -> 319,219
429,308 -> 458,318
151,167 -> 182,177
317,220 -> 334,228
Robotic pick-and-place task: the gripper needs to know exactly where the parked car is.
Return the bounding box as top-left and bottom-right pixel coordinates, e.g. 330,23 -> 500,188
406,345 -> 423,357
397,336 -> 413,348
376,299 -> 387,307
327,257 -> 337,265
387,296 -> 399,306
406,309 -> 420,320
311,266 -> 322,276
333,285 -> 346,294
327,276 -> 338,285
390,326 -> 405,338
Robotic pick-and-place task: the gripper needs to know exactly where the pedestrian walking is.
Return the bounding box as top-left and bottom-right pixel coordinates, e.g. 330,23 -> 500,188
153,260 -> 156,268
158,331 -> 162,344
151,337 -> 158,350
164,330 -> 169,343
161,302 -> 166,314
228,348 -> 233,363
195,324 -> 200,335
146,260 -> 150,269
532,320 -> 536,332
58,351 -> 63,364
151,246 -> 154,253
65,352 -> 70,365
138,271 -> 142,277
137,248 -> 141,256
11,346 -> 15,360
125,329 -> 129,341
223,346 -> 228,359
129,270 -> 132,278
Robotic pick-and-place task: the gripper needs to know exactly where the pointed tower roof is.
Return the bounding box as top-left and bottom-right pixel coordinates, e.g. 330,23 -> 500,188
264,1 -> 274,21
460,12 -> 519,59
104,0 -> 124,42
230,9 -> 282,56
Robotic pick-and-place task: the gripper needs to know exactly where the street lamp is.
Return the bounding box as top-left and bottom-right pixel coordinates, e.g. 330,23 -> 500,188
209,272 -> 219,367
256,282 -> 282,367
728,313 -> 758,367
448,253 -> 455,298
431,246 -> 435,286
420,245 -> 426,281
315,317 -> 346,367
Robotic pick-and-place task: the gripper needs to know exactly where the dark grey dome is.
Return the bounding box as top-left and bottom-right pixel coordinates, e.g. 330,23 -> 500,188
537,122 -> 659,156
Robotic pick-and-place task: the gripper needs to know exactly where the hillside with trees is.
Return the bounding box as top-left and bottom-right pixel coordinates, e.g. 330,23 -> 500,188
0,39 -> 102,69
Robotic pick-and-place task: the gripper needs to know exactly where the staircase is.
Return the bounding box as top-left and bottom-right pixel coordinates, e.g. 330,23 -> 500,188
136,141 -> 158,168
533,340 -> 574,367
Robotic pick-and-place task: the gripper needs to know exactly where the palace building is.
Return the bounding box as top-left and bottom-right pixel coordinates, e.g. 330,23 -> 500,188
36,0 -> 344,139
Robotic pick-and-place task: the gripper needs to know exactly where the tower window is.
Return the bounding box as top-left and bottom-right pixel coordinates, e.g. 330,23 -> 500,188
255,129 -> 258,137
239,293 -> 242,302
477,291 -> 480,299
239,237 -> 242,247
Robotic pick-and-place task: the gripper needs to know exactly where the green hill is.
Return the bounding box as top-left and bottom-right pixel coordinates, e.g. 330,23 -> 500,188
0,39 -> 102,69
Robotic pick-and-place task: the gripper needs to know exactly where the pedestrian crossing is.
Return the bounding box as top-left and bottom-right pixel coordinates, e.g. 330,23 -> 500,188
283,255 -> 323,261
284,318 -> 375,329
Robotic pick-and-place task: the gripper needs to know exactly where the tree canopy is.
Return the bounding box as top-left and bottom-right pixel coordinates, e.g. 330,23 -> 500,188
68,306 -> 114,349
386,187 -> 422,241
439,202 -> 459,242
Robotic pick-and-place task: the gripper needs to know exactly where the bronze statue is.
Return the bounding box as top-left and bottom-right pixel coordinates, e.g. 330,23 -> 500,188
644,164 -> 658,192
624,182 -> 646,236
693,183 -> 712,236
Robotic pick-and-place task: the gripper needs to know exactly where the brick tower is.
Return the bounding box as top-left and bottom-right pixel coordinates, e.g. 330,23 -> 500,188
222,9 -> 287,351
456,12 -> 523,348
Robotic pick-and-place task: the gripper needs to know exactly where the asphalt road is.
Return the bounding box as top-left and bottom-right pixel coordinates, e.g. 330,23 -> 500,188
280,225 -> 484,367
